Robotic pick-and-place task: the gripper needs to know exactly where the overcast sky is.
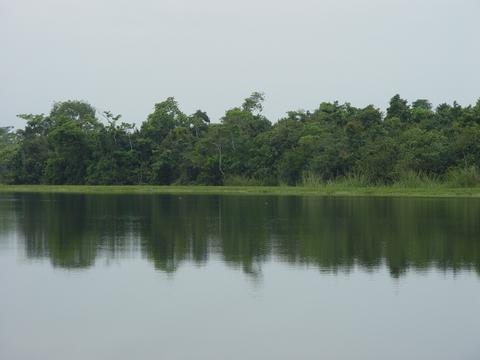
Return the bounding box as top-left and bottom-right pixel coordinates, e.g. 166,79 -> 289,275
1,0 -> 479,127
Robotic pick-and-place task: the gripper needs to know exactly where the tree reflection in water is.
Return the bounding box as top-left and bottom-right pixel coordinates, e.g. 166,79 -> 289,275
1,193 -> 479,278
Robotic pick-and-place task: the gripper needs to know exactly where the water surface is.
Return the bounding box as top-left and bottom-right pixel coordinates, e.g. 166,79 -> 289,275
1,193 -> 479,359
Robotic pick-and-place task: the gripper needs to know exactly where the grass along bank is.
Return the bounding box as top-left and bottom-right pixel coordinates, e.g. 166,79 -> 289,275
0,184 -> 480,197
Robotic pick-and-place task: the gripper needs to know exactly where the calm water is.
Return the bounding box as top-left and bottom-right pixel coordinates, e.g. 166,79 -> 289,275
0,193 -> 479,360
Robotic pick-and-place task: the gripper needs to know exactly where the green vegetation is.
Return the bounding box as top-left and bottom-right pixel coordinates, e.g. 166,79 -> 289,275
2,93 -> 480,187
0,184 -> 479,197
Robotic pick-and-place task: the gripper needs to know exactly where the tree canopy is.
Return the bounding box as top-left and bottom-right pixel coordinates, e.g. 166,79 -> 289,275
2,94 -> 480,186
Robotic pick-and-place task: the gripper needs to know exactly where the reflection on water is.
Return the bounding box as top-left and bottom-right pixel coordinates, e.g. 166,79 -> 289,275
1,193 -> 480,360
1,193 -> 479,277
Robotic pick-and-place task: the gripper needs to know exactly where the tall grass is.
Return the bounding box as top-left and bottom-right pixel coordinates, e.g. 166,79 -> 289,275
300,171 -> 324,187
223,175 -> 263,186
445,166 -> 480,187
299,170 -> 466,189
177,168 -> 480,189
300,171 -> 370,188
392,171 -> 441,188
328,172 -> 370,187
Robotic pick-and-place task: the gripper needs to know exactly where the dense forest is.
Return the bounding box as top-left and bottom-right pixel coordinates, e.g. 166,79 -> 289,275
1,93 -> 480,186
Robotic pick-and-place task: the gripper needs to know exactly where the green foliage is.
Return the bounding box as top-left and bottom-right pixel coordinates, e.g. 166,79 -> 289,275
0,127 -> 18,184
45,119 -> 91,184
4,94 -> 480,187
329,172 -> 370,187
386,94 -> 410,122
277,148 -> 306,185
446,166 -> 480,187
392,171 -> 440,188
223,175 -> 263,186
300,171 -> 324,187
241,91 -> 265,114
141,97 -> 188,144
397,128 -> 449,175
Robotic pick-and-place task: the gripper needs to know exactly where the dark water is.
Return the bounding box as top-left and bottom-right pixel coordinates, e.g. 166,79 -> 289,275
0,193 -> 479,359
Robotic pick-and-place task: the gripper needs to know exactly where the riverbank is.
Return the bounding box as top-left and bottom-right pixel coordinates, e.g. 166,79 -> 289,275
1,185 -> 480,197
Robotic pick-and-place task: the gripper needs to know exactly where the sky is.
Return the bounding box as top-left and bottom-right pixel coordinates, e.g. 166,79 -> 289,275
1,0 -> 479,127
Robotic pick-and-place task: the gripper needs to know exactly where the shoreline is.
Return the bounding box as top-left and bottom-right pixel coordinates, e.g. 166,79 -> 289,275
1,185 -> 480,198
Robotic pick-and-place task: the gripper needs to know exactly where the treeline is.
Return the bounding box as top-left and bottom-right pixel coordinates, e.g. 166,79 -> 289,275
1,93 -> 480,186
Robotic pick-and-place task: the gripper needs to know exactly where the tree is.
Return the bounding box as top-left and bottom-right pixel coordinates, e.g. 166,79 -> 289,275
141,97 -> 187,143
45,119 -> 91,184
242,91 -> 265,115
5,94 -> 480,186
189,110 -> 210,138
14,114 -> 51,183
0,127 -> 18,184
397,128 -> 449,175
151,127 -> 195,184
412,99 -> 432,110
386,94 -> 410,123
86,113 -> 138,185
50,100 -> 99,130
